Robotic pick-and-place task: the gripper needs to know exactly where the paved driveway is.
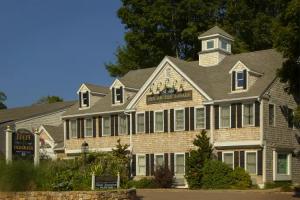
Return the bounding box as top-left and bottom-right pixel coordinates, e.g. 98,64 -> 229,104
136,189 -> 299,200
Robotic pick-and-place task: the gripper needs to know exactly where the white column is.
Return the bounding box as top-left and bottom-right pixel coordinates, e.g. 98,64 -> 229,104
5,125 -> 13,164
34,128 -> 40,167
210,105 -> 214,145
91,173 -> 95,190
117,172 -> 120,189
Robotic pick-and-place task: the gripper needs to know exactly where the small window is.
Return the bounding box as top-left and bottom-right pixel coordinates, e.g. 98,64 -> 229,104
115,88 -> 122,102
175,154 -> 185,175
277,153 -> 288,174
175,109 -> 185,131
269,104 -> 275,126
207,40 -> 214,49
137,155 -> 146,176
119,115 -> 127,135
195,107 -> 205,129
243,103 -> 254,126
82,92 -> 89,107
85,118 -> 93,137
70,120 -> 77,138
155,154 -> 164,169
221,40 -> 227,50
287,108 -> 294,128
236,72 -> 244,88
223,152 -> 234,169
137,113 -> 145,133
220,106 -> 230,128
155,111 -> 164,132
103,116 -> 111,136
246,152 -> 257,174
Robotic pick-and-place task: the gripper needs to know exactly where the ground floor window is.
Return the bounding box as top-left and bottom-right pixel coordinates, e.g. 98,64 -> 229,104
137,155 -> 146,176
245,151 -> 257,174
70,120 -> 77,138
155,154 -> 164,169
273,151 -> 291,181
223,152 -> 234,169
102,116 -> 111,136
175,154 -> 185,175
119,115 -> 127,135
85,118 -> 93,137
277,153 -> 288,174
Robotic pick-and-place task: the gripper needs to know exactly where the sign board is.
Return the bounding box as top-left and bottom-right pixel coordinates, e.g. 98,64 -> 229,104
146,90 -> 192,105
95,175 -> 118,189
12,129 -> 34,156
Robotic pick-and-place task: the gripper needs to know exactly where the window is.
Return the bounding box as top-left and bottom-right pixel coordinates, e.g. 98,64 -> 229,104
246,152 -> 257,174
243,103 -> 254,126
175,154 -> 185,175
103,116 -> 111,136
115,88 -> 122,102
137,113 -> 145,133
119,115 -> 127,135
85,118 -> 93,137
137,155 -> 146,176
206,40 -> 214,49
221,40 -> 227,50
269,104 -> 275,126
175,109 -> 185,131
287,108 -> 294,128
82,91 -> 89,107
70,120 -> 77,138
220,106 -> 230,128
155,111 -> 164,132
236,71 -> 244,88
277,153 -> 288,174
223,152 -> 234,169
195,107 -> 205,129
155,154 -> 164,169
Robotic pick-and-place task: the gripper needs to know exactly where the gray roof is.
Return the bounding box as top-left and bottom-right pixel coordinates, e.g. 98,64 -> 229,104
199,26 -> 234,40
119,67 -> 156,89
84,83 -> 109,94
43,124 -> 64,143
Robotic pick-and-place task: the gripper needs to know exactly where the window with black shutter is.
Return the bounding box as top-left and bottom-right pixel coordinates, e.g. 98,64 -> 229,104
231,104 -> 237,128
237,103 -> 242,128
255,101 -> 260,127
170,109 -> 174,132
146,154 -> 150,176
170,153 -> 175,175
80,118 -> 85,138
185,107 -> 190,131
65,120 -> 70,140
82,92 -> 89,107
79,92 -> 82,108
92,117 -> 96,137
150,111 -> 154,133
206,106 -> 210,130
98,116 -> 102,137
232,71 -> 236,91
132,155 -> 136,176
164,110 -> 168,133
190,107 -> 195,131
115,87 -> 122,103
150,154 -> 154,175
214,105 -> 219,129
145,111 -> 150,133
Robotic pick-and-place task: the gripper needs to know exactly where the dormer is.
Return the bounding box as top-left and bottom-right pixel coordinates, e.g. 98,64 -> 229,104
198,26 -> 234,67
110,79 -> 124,105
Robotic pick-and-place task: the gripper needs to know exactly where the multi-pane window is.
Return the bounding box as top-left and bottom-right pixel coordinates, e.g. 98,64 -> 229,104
220,106 -> 230,128
175,109 -> 185,131
175,154 -> 185,175
115,88 -> 122,102
195,107 -> 205,129
277,153 -> 288,174
103,116 -> 111,136
155,154 -> 164,169
119,115 -> 127,135
85,118 -> 93,137
137,155 -> 146,176
223,152 -> 234,169
137,113 -> 145,133
70,120 -> 77,138
269,104 -> 275,126
236,72 -> 244,88
155,111 -> 164,132
221,40 -> 227,50
246,152 -> 257,174
82,92 -> 89,106
243,103 -> 254,126
207,40 -> 214,49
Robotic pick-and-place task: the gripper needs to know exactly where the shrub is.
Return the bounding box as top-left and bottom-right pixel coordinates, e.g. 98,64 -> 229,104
230,167 -> 252,189
265,181 -> 292,190
154,166 -> 173,188
125,178 -> 157,189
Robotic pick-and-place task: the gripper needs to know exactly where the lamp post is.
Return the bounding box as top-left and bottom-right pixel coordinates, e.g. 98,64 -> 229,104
81,141 -> 89,165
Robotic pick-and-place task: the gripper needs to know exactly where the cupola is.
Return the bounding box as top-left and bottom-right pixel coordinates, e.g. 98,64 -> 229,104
198,26 -> 234,67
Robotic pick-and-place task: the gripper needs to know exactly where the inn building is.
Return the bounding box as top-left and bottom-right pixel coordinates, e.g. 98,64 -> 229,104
62,26 -> 300,187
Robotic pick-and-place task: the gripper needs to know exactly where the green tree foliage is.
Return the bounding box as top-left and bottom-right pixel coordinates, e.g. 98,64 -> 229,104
185,130 -> 213,188
35,95 -> 64,104
112,138 -> 130,160
0,91 -> 7,109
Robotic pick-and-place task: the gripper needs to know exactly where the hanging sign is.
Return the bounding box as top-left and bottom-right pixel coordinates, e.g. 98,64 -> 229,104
147,89 -> 192,104
12,129 -> 34,156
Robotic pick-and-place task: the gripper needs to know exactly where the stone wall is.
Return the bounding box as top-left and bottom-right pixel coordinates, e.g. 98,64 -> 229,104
0,189 -> 136,200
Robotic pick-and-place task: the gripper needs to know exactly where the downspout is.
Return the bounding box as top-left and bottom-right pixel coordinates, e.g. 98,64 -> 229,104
124,109 -> 134,177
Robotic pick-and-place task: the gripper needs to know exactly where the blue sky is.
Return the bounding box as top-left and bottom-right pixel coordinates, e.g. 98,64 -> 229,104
0,0 -> 124,108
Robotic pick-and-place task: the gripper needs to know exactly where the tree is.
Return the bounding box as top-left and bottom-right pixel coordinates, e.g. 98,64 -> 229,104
35,96 -> 63,104
0,91 -> 7,109
185,130 -> 213,188
112,139 -> 130,160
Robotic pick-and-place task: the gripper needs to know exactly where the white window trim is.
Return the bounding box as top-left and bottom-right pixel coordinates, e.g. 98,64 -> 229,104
84,118 -> 93,138
69,119 -> 77,139
220,39 -> 227,51
219,105 -> 231,129
206,40 -> 215,50
194,106 -> 206,130
118,115 -> 128,135
102,116 -> 111,137
174,153 -> 185,176
154,153 -> 165,169
154,110 -> 164,133
268,103 -> 276,127
136,154 -> 146,176
114,87 -> 123,104
273,151 -> 292,181
136,112 -> 145,133
174,108 -> 185,131
236,71 -> 246,89
242,103 -> 255,127
245,150 -> 258,175
79,91 -> 91,110
222,151 -> 234,169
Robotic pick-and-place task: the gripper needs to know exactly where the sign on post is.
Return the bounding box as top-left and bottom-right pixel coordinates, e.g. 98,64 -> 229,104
12,129 -> 35,157
95,175 -> 118,189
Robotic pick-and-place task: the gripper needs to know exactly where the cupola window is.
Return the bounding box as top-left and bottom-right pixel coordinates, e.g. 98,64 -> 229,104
221,40 -> 227,50
206,40 -> 214,49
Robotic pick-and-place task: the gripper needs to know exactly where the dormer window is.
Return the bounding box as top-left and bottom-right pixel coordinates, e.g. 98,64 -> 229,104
207,40 -> 214,49
236,71 -> 245,88
112,86 -> 123,104
115,88 -> 122,102
79,91 -> 89,108
231,69 -> 247,91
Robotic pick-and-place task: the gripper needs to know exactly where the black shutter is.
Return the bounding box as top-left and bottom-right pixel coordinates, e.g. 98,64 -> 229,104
132,155 -> 136,176
206,106 -> 210,130
120,86 -> 123,103
127,115 -> 131,135
77,118 -> 81,138
112,88 -> 115,104
234,151 -> 239,168
217,152 -> 222,161
145,111 -> 150,133
231,104 -> 236,128
79,92 -> 82,108
131,112 -> 136,134
164,153 -> 169,169
111,115 -> 115,136
146,154 -> 150,176
150,154 -> 154,175
257,150 -> 263,175
240,151 -> 245,168
170,109 -> 174,132
237,103 -> 242,128
150,111 -> 154,133
190,107 -> 195,131
66,120 -> 70,140
115,115 -> 118,136
243,69 -> 247,89
98,116 -> 102,137
81,118 -> 85,138
92,117 -> 96,137
232,71 -> 236,91
170,153 -> 175,175
185,107 -> 190,131
185,152 -> 189,175
255,101 -> 260,127
164,110 -> 168,132
214,105 -> 219,129
86,92 -> 89,107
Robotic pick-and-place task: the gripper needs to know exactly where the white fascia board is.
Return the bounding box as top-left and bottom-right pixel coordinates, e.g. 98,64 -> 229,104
65,147 -> 113,154
198,34 -> 234,41
202,96 -> 259,105
109,79 -> 125,90
229,60 -> 263,76
15,109 -> 68,124
76,83 -> 91,94
38,125 -> 55,143
61,109 -> 137,119
214,140 -> 261,147
126,56 -> 212,109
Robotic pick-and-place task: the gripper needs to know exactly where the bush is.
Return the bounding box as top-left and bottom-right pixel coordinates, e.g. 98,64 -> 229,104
125,178 -> 157,189
230,167 -> 252,189
154,166 -> 173,188
265,181 -> 292,190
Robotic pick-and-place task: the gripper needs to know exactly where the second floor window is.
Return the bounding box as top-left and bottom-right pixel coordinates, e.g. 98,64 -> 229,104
155,111 -> 164,132
115,88 -> 122,102
119,115 -> 127,135
243,103 -> 254,126
220,105 -> 230,128
236,71 -> 244,88
195,107 -> 205,129
70,120 -> 77,138
103,116 -> 111,136
175,109 -> 184,131
269,104 -> 275,126
137,113 -> 145,133
85,118 -> 93,137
